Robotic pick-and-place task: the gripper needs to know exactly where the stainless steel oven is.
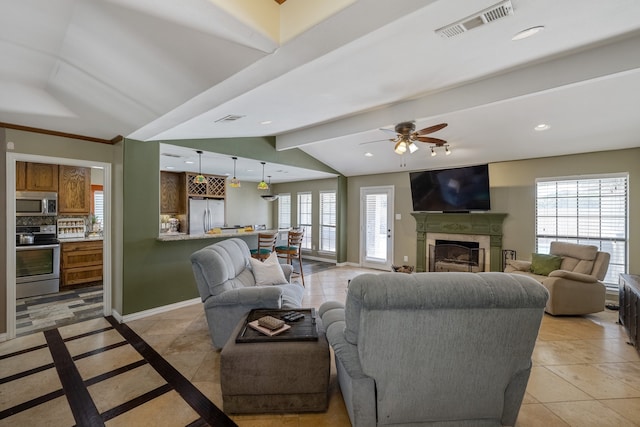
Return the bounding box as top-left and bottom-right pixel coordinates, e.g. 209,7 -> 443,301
16,225 -> 60,298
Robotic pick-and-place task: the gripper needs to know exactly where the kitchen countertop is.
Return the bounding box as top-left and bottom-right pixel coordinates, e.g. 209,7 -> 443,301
157,229 -> 280,242
58,236 -> 104,243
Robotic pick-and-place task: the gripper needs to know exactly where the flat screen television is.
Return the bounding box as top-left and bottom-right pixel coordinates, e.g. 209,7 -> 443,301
409,164 -> 491,212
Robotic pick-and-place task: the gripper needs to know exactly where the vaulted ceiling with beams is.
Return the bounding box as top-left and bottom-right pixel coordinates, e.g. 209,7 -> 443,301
2,0 -> 640,181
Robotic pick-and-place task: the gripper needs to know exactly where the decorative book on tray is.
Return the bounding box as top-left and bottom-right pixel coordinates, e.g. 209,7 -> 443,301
248,316 -> 290,336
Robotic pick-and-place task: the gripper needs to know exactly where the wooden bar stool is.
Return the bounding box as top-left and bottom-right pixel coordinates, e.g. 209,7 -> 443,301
275,229 -> 305,286
250,232 -> 278,261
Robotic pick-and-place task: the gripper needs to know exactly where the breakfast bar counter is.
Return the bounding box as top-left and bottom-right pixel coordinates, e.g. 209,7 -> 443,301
157,229 -> 283,242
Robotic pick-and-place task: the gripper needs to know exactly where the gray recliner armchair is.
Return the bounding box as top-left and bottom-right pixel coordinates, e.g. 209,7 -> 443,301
319,272 -> 548,427
190,238 -> 304,348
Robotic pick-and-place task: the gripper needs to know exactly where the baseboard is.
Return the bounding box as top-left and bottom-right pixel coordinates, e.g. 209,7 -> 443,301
301,254 -> 337,263
0,333 -> 7,343
111,298 -> 201,324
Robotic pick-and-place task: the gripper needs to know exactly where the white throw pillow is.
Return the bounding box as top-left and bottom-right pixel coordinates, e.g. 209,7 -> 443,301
250,252 -> 287,286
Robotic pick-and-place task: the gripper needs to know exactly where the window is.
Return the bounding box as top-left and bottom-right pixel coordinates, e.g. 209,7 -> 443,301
535,174 -> 627,288
320,191 -> 336,252
91,185 -> 104,226
278,194 -> 291,229
297,192 -> 312,250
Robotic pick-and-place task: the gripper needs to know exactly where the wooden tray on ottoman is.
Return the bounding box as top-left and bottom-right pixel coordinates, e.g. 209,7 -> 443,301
236,308 -> 318,343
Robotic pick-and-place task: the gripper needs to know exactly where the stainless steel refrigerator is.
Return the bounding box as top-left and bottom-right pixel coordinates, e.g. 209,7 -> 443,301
189,198 -> 225,234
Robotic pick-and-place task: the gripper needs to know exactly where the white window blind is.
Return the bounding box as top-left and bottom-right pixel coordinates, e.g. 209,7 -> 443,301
278,194 -> 291,229
94,191 -> 104,225
365,193 -> 388,260
320,191 -> 336,252
535,174 -> 627,288
297,192 -> 312,250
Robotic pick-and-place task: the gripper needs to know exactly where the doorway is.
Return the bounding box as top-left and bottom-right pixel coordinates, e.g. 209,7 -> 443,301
6,153 -> 112,340
360,186 -> 394,270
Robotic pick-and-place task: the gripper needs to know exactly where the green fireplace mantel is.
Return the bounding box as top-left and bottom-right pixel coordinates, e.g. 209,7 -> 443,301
411,212 -> 508,272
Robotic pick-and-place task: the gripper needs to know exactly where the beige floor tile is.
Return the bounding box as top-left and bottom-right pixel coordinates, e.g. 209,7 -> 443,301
64,328 -> 126,357
546,364 -> 640,399
0,346 -> 53,378
191,350 -> 221,383
533,339 -> 627,365
515,403 -> 570,427
138,318 -> 194,336
0,332 -> 46,356
594,362 -> 640,389
163,331 -> 214,355
600,398 -> 640,426
0,368 -> 61,410
0,395 -> 74,427
521,392 -> 539,404
545,400 -> 638,427
105,390 -> 200,427
163,351 -> 209,381
57,316 -> 111,339
192,380 -> 224,408
525,367 -> 593,403
74,344 -> 143,380
586,339 -> 640,362
231,414 -> 300,427
138,332 -> 180,355
87,364 -> 167,413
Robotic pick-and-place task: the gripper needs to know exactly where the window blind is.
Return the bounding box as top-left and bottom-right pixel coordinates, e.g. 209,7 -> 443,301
320,191 -> 336,252
297,192 -> 312,250
278,194 -> 291,229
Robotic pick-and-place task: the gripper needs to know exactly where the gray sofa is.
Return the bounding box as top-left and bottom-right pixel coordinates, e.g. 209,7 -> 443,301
504,241 -> 609,315
319,272 -> 548,427
190,238 -> 304,348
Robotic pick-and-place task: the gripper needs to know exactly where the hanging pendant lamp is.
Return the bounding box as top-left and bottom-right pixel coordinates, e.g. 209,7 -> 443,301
193,150 -> 206,183
229,156 -> 241,188
257,162 -> 269,190
261,176 -> 279,201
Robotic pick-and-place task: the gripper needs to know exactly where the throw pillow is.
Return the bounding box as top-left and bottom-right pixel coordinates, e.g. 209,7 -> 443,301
250,251 -> 287,286
530,253 -> 563,276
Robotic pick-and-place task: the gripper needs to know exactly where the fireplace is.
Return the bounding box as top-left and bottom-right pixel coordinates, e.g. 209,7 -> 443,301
411,212 -> 507,272
429,240 -> 485,272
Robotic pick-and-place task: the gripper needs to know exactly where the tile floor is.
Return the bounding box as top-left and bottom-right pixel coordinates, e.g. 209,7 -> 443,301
1,263 -> 639,426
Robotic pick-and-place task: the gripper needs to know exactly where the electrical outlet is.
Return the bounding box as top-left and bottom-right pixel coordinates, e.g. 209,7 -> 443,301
395,213 -> 401,220
403,255 -> 408,262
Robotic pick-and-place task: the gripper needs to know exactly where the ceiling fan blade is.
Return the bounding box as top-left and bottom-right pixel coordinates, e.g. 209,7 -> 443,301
359,138 -> 395,145
415,136 -> 447,146
416,123 -> 448,135
379,127 -> 399,135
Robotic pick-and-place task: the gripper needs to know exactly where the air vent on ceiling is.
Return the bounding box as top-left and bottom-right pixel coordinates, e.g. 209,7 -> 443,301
215,114 -> 245,123
435,0 -> 514,39
161,152 -> 182,158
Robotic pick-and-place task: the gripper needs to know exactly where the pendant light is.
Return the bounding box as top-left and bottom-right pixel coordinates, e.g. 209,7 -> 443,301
257,162 -> 269,190
193,150 -> 206,183
261,176 -> 279,201
229,156 -> 241,188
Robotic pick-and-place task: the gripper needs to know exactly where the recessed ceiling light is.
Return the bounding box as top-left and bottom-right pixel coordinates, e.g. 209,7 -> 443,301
512,26 -> 544,41
365,152 -> 373,157
260,120 -> 272,125
166,166 -> 175,170
184,160 -> 194,164
534,123 -> 550,131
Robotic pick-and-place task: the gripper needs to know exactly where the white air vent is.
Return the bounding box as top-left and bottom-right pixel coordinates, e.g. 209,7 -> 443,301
161,152 -> 182,158
215,114 -> 245,123
436,0 -> 514,39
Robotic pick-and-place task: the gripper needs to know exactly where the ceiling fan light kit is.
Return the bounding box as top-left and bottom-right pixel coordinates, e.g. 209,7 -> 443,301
383,121 -> 449,157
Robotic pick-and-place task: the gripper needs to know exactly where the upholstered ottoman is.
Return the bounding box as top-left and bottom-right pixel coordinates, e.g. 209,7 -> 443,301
220,312 -> 330,414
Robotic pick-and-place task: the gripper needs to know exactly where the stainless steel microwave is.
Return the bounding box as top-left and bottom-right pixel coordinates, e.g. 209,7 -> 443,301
16,191 -> 58,216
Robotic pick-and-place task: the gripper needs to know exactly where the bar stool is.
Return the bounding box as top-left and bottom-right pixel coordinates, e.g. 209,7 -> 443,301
275,229 -> 305,286
250,232 -> 278,261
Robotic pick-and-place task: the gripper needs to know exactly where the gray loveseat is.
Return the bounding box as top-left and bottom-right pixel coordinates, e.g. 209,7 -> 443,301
191,238 -> 304,348
319,272 -> 548,427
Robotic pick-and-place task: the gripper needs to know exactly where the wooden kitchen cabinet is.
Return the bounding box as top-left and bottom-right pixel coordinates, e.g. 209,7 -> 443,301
16,161 -> 59,192
61,240 -> 103,287
58,165 -> 91,215
186,172 -> 226,199
161,171 -> 187,214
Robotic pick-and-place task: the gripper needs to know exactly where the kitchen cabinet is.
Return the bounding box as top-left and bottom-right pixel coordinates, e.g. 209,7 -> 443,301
161,171 -> 187,214
61,240 -> 103,287
16,161 -> 59,192
58,165 -> 91,215
186,172 -> 226,199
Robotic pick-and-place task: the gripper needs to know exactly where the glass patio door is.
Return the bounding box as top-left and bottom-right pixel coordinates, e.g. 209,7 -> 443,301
360,186 -> 394,270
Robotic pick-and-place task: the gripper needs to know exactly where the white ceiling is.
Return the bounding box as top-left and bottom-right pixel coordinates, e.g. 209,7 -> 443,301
2,0 -> 640,183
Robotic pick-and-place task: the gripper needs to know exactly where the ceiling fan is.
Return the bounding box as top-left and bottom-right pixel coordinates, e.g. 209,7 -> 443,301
373,121 -> 449,155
